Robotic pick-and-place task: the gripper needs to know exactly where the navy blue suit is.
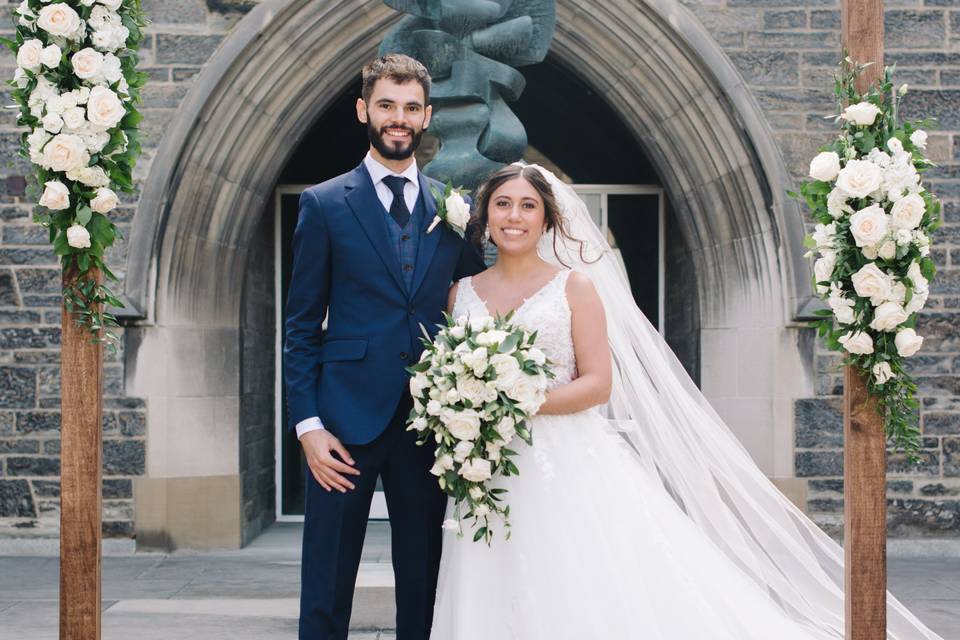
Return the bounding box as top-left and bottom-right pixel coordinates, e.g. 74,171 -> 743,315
284,161 -> 485,639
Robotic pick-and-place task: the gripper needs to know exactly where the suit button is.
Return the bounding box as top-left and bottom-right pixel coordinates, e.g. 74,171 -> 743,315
403,264 -> 413,272
401,234 -> 410,241
400,351 -> 408,360
408,307 -> 415,315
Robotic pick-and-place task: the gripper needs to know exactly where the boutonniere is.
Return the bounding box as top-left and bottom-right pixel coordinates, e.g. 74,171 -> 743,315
427,182 -> 471,237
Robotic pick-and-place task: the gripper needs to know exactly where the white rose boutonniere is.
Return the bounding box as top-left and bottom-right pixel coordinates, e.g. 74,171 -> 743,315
427,181 -> 471,237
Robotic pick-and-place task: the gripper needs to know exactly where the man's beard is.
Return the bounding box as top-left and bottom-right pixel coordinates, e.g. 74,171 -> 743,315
367,121 -> 423,160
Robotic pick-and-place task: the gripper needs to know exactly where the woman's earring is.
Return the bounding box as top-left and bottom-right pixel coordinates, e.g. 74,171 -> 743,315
482,225 -> 491,242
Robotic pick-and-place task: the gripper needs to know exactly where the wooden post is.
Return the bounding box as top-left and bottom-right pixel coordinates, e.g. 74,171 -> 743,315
841,3 -> 886,639
59,266 -> 103,640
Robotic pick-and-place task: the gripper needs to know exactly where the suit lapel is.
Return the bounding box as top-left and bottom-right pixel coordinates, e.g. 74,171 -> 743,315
410,172 -> 443,298
344,163 -> 407,294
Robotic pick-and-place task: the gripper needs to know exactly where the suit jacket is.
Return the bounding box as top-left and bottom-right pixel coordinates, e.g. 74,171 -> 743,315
283,161 -> 486,444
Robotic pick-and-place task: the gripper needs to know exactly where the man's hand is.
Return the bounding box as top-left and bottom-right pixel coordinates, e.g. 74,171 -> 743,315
301,430 -> 360,493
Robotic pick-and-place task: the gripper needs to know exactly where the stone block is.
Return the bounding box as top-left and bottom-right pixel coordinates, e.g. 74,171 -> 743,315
745,30 -> 840,49
103,478 -> 132,499
887,498 -> 960,534
795,450 -> 843,477
0,269 -> 19,306
16,411 -> 59,434
155,35 -> 224,65
0,327 -> 60,350
103,439 -> 145,476
924,412 -> 960,435
810,9 -> 839,29
728,51 -> 799,85
32,479 -> 59,497
885,11 -> 946,49
0,367 -> 36,408
764,9 -> 805,28
6,456 -> 60,476
794,397 -> 843,448
2,225 -> 49,245
0,438 -> 39,453
946,437 -> 960,476
0,479 -> 34,517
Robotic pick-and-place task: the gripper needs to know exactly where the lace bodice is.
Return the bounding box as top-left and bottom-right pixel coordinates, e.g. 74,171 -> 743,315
452,269 -> 576,389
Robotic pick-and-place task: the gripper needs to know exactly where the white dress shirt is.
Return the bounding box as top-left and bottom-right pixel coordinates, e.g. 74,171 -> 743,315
295,152 -> 421,440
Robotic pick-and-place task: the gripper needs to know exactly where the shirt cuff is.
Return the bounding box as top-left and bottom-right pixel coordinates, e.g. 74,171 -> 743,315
295,416 -> 324,440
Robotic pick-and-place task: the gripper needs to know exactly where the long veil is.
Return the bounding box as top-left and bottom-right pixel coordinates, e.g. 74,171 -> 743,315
522,162 -> 943,640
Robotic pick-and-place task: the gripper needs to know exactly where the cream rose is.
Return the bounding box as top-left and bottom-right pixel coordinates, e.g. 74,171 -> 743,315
38,180 -> 70,210
452,440 -> 473,464
459,458 -> 492,483
42,112 -> 64,134
476,330 -> 509,347
40,44 -> 62,69
409,372 -> 429,398
506,376 -> 537,405
870,301 -> 909,332
37,3 -> 82,38
872,362 -> 894,385
66,224 -> 91,249
836,159 -> 883,199
877,241 -> 897,261
86,85 -> 125,129
16,39 -> 43,72
828,290 -> 856,325
840,101 -> 882,126
66,165 -> 110,188
61,106 -> 87,131
41,133 -> 89,172
895,328 -> 923,357
813,252 -> 836,294
910,129 -> 927,150
809,151 -> 841,182
849,204 -> 888,248
495,416 -> 516,442
889,193 -> 925,230
827,188 -> 853,219
851,263 -> 891,305
838,331 -> 874,355
447,409 -> 482,442
444,192 -> 471,231
71,48 -> 105,81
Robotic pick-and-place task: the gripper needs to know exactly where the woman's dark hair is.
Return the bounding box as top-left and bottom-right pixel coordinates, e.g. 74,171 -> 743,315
470,164 -> 594,267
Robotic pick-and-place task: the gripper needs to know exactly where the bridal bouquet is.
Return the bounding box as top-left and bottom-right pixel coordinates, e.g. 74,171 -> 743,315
791,58 -> 940,457
406,313 -> 553,544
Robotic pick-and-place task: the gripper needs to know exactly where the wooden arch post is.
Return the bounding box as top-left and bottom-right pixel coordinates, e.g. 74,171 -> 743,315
841,3 -> 887,638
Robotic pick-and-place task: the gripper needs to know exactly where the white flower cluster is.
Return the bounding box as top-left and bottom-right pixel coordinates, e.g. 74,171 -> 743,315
14,0 -> 132,249
805,100 -> 934,385
408,314 -> 551,542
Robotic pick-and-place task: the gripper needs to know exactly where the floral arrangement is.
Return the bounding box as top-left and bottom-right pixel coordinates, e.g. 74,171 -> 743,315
407,313 -> 553,544
791,58 -> 940,456
3,0 -> 149,350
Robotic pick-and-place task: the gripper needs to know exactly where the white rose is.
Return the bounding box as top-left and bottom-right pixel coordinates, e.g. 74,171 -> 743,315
75,86 -> 91,105
100,53 -> 123,84
438,454 -> 454,471
494,416 -> 516,442
476,330 -> 509,347
889,193 -> 925,230
910,129 -> 927,150
452,440 -> 473,463
878,241 -> 897,261
489,353 -> 521,378
446,409 -> 482,441
459,458 -> 492,483
426,400 -> 442,416
849,204 -> 889,248
851,263 -> 891,305
867,148 -> 892,168
506,376 -> 537,406
41,133 -> 89,172
813,252 -> 836,293
38,180 -> 70,210
40,44 -> 62,69
86,85 -> 125,129
66,165 -> 110,187
840,101 -> 882,126
838,331 -> 874,355
88,5 -> 121,30
37,3 -> 82,38
881,161 -> 920,201
61,106 -> 87,130
444,388 -> 460,405
905,288 -> 928,315
473,504 -> 490,518
836,159 -> 883,199
894,328 -> 923,357
826,188 -> 853,219
828,289 -> 856,325
812,222 -> 836,250
429,461 -> 444,476
409,373 -> 429,398
97,0 -> 122,10
485,441 -> 502,463
870,301 -> 909,332
449,324 -> 466,340
872,362 -> 894,385
886,281 -> 907,305
27,129 -> 51,163
71,48 -> 105,81
444,192 -> 471,230
468,316 -> 494,332
66,224 -> 91,249
809,151 -> 841,182
81,131 -> 111,153
442,519 -> 461,534
526,347 -> 546,366
410,416 -> 428,432
469,486 -> 484,501
907,261 -> 929,295
42,112 -> 64,134
91,25 -> 130,52
14,68 -> 28,89
45,94 -> 68,116
886,137 -> 904,156
16,39 -> 43,72
912,230 -> 930,257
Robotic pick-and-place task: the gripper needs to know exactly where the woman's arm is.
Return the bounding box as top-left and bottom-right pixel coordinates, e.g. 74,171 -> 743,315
447,281 -> 460,315
537,272 -> 612,415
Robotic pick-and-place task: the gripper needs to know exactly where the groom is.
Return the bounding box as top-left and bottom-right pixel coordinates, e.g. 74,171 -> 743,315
283,54 -> 486,640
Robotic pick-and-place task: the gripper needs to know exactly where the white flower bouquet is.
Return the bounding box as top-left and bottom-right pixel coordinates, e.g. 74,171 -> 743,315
406,312 -> 554,544
790,58 -> 941,457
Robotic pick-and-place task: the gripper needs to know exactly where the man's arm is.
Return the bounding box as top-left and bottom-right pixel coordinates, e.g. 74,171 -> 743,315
283,188 -> 331,432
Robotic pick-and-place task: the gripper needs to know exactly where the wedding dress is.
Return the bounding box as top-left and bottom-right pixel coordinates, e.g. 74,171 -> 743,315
429,165 -> 943,640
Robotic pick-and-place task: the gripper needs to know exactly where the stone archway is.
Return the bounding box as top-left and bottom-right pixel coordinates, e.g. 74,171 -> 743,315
125,0 -> 814,548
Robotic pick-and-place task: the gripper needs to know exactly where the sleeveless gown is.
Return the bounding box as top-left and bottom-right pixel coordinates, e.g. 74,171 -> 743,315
430,269 -> 829,640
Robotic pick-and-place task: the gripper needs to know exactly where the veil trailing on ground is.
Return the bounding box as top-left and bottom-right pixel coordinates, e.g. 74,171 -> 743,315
521,162 -> 942,640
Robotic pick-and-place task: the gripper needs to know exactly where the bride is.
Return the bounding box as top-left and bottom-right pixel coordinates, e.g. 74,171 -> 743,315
429,163 -> 943,639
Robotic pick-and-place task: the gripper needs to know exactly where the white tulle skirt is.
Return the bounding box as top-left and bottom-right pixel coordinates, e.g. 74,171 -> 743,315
430,408 -> 831,640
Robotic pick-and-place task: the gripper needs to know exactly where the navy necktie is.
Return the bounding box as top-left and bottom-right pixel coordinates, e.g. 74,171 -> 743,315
382,175 -> 411,229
